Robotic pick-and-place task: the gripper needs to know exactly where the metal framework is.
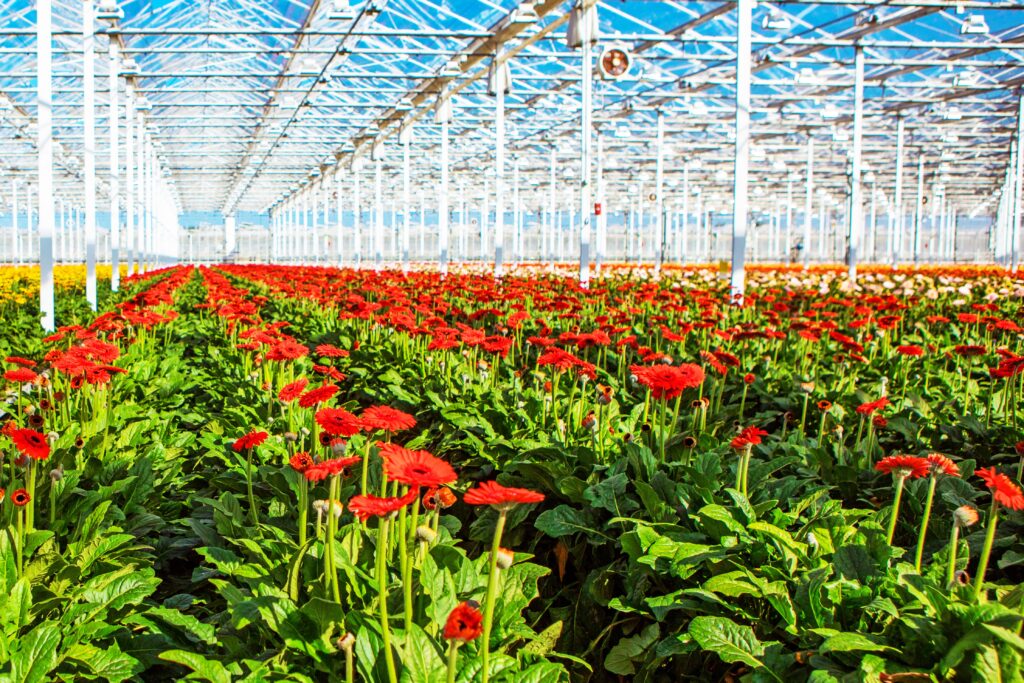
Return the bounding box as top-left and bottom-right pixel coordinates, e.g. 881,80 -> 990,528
2,0 -> 1024,306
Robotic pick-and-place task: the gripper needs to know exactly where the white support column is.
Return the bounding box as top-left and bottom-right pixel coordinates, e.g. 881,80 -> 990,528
730,0 -> 752,299
109,42 -> 120,290
578,12 -> 594,287
374,154 -> 383,270
136,110 -> 145,270
596,135 -> 607,274
513,157 -> 521,266
494,64 -> 506,279
548,147 -> 556,270
680,165 -> 689,264
913,155 -> 924,265
654,111 -> 665,276
1012,93 -> 1024,272
352,160 -> 362,267
125,83 -> 136,275
893,117 -> 905,266
848,45 -> 865,281
38,0 -> 55,330
439,116 -> 450,276
335,172 -> 343,266
785,179 -> 793,263
82,0 -> 97,308
402,126 -> 412,273
868,181 -> 877,262
803,136 -> 813,269
10,179 -> 19,264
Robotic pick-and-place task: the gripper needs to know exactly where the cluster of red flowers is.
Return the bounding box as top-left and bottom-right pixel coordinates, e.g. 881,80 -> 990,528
630,363 -> 705,400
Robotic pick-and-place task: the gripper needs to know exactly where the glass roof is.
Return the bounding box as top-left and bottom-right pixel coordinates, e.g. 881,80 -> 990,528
2,0 -> 1024,219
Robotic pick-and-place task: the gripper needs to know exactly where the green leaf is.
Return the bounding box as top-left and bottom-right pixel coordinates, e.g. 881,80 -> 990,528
534,505 -> 599,539
158,650 -> 232,683
819,632 -> 896,654
398,624 -> 445,683
8,621 -> 61,683
521,620 -> 563,657
688,616 -> 764,670
604,623 -> 660,676
584,474 -> 637,514
63,641 -> 140,682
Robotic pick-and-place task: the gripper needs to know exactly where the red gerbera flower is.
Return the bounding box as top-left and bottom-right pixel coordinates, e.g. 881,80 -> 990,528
875,455 -> 930,479
316,343 -> 349,358
5,356 -> 35,367
4,368 -> 38,383
348,488 -> 418,521
630,363 -> 705,400
895,345 -> 924,357
976,467 -> 1024,510
11,488 -> 30,507
380,443 -> 456,489
321,455 -> 361,476
289,452 -> 314,473
315,408 -> 362,437
298,384 -> 339,408
278,378 -> 309,402
10,428 -> 50,460
730,425 -> 769,450
856,397 -> 890,415
926,453 -> 960,477
423,486 -> 458,511
360,406 -> 416,433
233,430 -> 269,452
443,602 -> 484,642
463,480 -> 544,509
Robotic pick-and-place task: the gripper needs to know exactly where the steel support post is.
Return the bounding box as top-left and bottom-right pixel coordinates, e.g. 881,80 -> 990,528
38,0 -> 55,330
848,45 -> 865,281
83,0 -> 97,308
730,0 -> 752,299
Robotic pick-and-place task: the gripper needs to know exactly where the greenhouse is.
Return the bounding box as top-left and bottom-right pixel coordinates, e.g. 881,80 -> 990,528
1,0 -> 1023,681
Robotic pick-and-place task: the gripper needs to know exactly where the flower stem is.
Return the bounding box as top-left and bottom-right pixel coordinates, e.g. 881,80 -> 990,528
246,449 -> 258,526
973,499 -> 1000,600
446,642 -> 460,683
480,509 -> 508,683
945,523 -> 961,589
914,475 -> 938,573
377,517 -> 398,683
885,474 -> 907,546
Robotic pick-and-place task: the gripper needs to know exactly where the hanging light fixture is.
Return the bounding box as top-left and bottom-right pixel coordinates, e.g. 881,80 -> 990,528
327,0 -> 356,21
95,0 -> 124,21
961,13 -> 989,34
761,7 -> 791,31
598,44 -> 632,80
613,124 -> 630,139
510,1 -> 539,25
434,95 -> 453,124
565,1 -> 598,49
487,58 -> 511,96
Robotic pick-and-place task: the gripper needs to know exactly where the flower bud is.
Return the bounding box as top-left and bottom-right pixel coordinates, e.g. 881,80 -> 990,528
284,431 -> 298,442
416,525 -> 437,544
954,505 -> 979,528
495,547 -> 514,570
331,439 -> 347,456
50,466 -> 64,482
337,633 -> 356,653
47,431 -> 59,444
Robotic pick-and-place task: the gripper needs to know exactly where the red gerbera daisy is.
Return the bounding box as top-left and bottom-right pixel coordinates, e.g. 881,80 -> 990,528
463,480 -> 544,509
895,345 -> 924,357
976,467 -> 1024,510
423,486 -> 458,511
278,378 -> 309,402
5,356 -> 36,367
630,363 -> 705,400
348,488 -> 418,521
298,384 -> 339,409
316,343 -> 349,358
875,455 -> 930,479
360,406 -> 416,433
730,425 -> 769,450
233,430 -> 269,452
380,443 -> 457,489
926,453 -> 960,477
315,408 -> 362,437
856,397 -> 890,415
10,488 -> 30,507
10,428 -> 50,460
4,368 -> 38,383
321,455 -> 361,476
289,452 -> 314,473
443,602 -> 484,643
